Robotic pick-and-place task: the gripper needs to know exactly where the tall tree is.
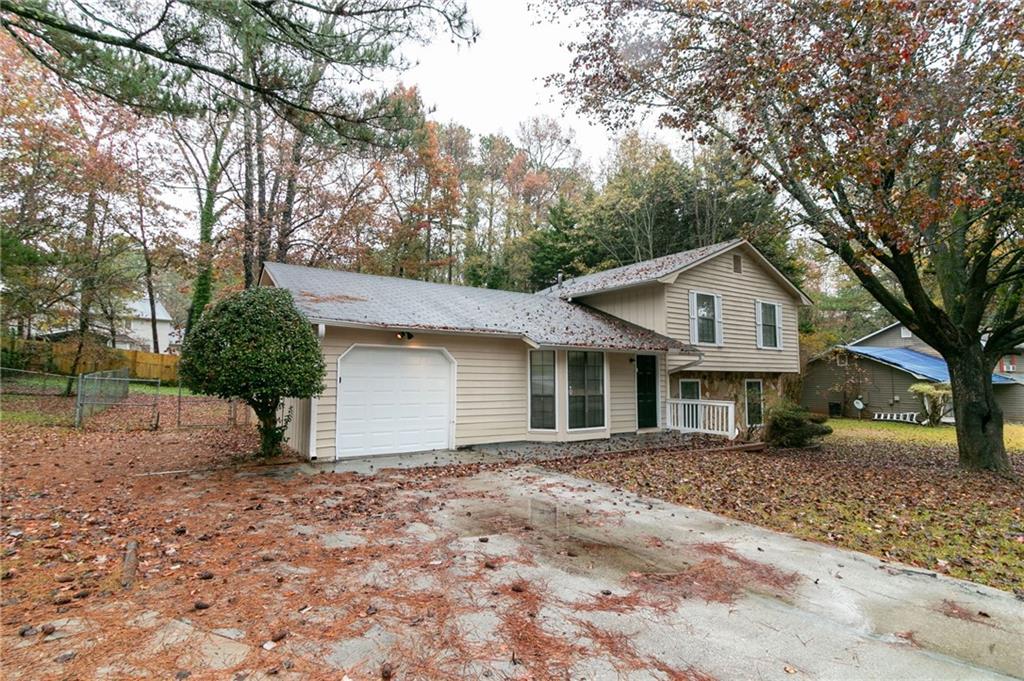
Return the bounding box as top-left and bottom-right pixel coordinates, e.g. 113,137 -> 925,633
172,105 -> 237,333
550,0 -> 1024,472
1,0 -> 475,138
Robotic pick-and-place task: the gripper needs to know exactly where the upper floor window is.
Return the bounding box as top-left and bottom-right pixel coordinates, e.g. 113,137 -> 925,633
900,326 -> 912,338
689,291 -> 722,345
756,301 -> 782,349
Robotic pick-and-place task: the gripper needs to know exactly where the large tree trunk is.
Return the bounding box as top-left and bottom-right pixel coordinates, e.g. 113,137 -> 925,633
66,190 -> 98,395
144,259 -> 159,353
946,346 -> 1009,473
241,91 -> 257,288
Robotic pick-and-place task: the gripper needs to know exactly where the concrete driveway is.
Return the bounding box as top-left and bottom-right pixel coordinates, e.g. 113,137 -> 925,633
7,462 -> 1022,679
439,466 -> 1024,680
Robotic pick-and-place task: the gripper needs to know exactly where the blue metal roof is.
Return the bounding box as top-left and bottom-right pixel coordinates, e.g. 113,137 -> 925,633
843,345 -> 1015,385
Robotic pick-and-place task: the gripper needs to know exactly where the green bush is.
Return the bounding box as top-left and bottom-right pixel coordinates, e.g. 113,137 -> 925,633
179,287 -> 325,457
764,400 -> 833,448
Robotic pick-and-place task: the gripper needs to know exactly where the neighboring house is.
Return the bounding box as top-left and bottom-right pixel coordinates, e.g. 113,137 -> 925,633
261,238 -> 810,461
109,299 -> 174,353
30,298 -> 176,354
802,322 -> 1024,422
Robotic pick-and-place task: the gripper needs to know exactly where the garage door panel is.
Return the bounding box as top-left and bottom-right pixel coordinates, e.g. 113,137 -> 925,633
337,347 -> 453,457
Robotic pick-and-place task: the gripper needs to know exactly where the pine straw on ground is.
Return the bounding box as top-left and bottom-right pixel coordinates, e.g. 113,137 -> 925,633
1,423 -> 728,679
544,440 -> 1024,593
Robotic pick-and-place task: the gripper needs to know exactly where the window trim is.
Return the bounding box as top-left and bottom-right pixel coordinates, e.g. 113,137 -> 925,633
678,378 -> 701,400
566,350 -> 608,432
755,300 -> 784,350
689,289 -> 723,346
744,379 -> 765,427
527,349 -> 558,432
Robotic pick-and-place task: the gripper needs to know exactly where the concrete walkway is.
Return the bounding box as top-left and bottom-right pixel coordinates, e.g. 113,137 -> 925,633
282,430 -> 707,476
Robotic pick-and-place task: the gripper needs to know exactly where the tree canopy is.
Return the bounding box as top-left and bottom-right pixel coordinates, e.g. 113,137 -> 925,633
548,0 -> 1024,472
1,0 -> 475,142
179,286 -> 325,456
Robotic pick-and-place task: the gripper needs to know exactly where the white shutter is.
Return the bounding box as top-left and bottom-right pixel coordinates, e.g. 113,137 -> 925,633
688,291 -> 698,344
714,295 -> 723,345
755,300 -> 763,348
776,304 -> 784,349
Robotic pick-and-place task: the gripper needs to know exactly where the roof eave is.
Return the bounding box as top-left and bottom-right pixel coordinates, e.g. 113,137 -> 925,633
298,317 -> 688,354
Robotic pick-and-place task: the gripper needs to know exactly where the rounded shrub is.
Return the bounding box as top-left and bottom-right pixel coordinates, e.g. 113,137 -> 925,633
764,400 -> 833,448
179,287 -> 325,457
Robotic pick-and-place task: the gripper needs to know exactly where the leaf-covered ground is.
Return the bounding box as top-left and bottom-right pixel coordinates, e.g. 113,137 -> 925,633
545,434 -> 1024,593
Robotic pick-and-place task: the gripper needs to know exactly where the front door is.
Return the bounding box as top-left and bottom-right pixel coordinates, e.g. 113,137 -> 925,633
636,355 -> 658,428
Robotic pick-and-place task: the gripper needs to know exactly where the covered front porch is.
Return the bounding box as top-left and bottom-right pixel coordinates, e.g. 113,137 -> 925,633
666,398 -> 739,438
662,369 -> 790,439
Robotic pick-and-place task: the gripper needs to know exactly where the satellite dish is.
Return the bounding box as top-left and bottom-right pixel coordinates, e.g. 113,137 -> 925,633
853,399 -> 865,411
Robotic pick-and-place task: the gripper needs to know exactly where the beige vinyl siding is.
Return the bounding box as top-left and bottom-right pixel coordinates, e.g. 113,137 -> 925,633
313,326 -> 646,459
316,327 -> 529,458
995,384 -> 1024,423
581,284 -> 666,334
664,250 -> 800,373
280,397 -> 310,457
609,352 -> 637,433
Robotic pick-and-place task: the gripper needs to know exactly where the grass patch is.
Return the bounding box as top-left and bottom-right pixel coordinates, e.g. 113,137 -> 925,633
828,418 -> 1024,452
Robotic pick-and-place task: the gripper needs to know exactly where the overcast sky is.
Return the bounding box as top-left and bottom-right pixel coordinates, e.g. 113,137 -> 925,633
398,0 -> 669,168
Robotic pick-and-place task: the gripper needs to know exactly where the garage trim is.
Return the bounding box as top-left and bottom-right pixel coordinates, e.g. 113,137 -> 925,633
334,343 -> 457,460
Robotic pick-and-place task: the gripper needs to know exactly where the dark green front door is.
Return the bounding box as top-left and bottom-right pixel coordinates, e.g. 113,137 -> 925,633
636,355 -> 658,428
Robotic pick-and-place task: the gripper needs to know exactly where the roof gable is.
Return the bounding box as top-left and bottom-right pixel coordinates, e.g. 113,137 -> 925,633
848,322 -> 902,346
539,239 -> 811,304
125,298 -> 171,322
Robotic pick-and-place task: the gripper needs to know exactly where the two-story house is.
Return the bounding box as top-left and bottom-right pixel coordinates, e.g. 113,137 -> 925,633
802,322 -> 1024,422
260,239 -> 809,461
32,297 -> 175,354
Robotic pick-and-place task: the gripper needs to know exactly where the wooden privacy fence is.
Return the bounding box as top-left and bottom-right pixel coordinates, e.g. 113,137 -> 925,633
1,336 -> 179,384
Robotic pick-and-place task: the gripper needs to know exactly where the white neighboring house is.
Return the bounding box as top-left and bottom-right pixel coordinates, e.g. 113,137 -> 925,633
113,299 -> 175,353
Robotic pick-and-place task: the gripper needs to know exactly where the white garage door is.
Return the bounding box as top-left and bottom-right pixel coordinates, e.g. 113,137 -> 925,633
336,346 -> 453,458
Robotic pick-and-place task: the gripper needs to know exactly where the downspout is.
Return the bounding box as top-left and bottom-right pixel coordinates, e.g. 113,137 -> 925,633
308,323 -> 325,460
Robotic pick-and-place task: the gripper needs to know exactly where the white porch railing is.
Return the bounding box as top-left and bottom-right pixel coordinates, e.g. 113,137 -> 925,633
666,399 -> 737,439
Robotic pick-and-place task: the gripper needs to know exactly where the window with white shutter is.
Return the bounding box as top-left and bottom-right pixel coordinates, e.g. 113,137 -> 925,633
756,301 -> 782,349
690,291 -> 722,345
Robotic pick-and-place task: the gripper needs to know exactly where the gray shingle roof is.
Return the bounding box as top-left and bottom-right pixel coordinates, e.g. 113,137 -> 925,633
125,298 -> 172,321
538,239 -> 744,298
262,262 -> 693,353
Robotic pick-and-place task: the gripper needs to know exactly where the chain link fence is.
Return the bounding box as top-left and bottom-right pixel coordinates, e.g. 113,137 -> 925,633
0,367 -> 79,426
2,365 -> 249,432
74,368 -> 161,430
175,384 -> 251,428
